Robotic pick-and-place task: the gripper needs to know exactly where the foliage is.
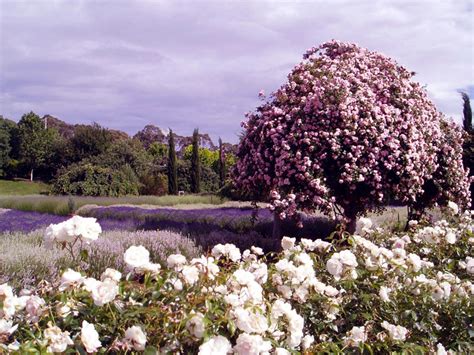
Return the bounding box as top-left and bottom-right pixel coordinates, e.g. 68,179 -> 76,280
168,129 -> 178,195
70,123 -> 113,162
183,145 -> 219,169
460,92 -> 474,202
1,208 -> 472,353
178,160 -> 219,193
191,128 -> 201,193
16,112 -> 58,181
0,117 -> 16,177
218,138 -> 225,187
139,172 -> 168,196
52,162 -> 140,197
233,40 -> 471,231
133,124 -> 166,149
148,142 -> 168,164
92,139 -> 150,174
461,92 -> 472,132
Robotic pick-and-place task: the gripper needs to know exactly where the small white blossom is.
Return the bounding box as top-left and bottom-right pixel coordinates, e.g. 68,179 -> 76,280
81,321 -> 101,353
124,326 -> 147,351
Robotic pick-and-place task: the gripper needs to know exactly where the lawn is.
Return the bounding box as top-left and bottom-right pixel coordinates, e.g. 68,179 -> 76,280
0,179 -> 50,195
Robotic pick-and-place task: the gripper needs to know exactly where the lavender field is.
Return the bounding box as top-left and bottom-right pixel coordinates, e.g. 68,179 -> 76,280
0,205 -> 337,251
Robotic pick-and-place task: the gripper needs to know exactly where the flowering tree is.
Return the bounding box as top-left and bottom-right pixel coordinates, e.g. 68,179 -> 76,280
233,40 -> 471,232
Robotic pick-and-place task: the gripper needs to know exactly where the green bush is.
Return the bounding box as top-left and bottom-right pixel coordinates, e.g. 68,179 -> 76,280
52,162 -> 140,197
178,160 -> 219,193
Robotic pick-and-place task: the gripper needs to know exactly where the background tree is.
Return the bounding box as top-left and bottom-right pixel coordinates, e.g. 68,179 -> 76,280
461,92 -> 472,132
0,116 -> 16,177
233,41 -> 470,234
190,128 -> 201,193
17,112 -> 57,181
218,137 -> 225,187
183,145 -> 219,170
461,92 -> 473,203
168,129 -> 178,194
71,123 -> 113,162
133,124 -> 166,149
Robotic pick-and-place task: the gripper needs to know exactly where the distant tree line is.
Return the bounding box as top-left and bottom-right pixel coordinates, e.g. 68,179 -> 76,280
0,111 -> 236,197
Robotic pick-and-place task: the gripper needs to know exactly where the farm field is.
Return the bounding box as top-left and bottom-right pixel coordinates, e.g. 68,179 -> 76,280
0,193 -> 227,215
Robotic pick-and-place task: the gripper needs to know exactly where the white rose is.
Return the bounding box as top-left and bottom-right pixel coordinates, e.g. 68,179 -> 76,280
167,254 -> 187,270
344,326 -> 367,346
407,253 -> 422,272
199,335 -> 232,355
281,237 -> 296,250
381,321 -> 408,341
44,324 -> 74,353
90,279 -> 119,306
69,216 -> 102,242
445,232 -> 456,244
359,217 -> 373,230
124,245 -> 150,269
186,312 -> 205,338
379,286 -> 391,302
25,295 -> 45,323
233,333 -> 272,354
101,268 -> 122,282
301,334 -> 314,349
233,269 -> 255,286
326,257 -> 343,279
59,269 -> 84,291
447,201 -> 459,215
81,320 -> 101,353
466,257 -> 474,275
339,250 -> 358,267
124,325 -> 147,351
168,277 -> 183,291
275,348 -> 291,355
233,307 -> 268,334
182,265 -> 200,286
0,319 -> 17,335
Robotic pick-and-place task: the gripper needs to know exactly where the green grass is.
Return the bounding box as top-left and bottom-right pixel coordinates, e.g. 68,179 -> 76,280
0,179 -> 50,195
0,194 -> 227,215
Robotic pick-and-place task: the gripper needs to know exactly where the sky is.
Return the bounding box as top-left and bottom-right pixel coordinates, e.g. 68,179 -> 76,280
0,0 -> 473,143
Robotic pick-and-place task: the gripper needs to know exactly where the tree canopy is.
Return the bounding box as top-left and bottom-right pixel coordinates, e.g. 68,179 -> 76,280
233,40 -> 471,230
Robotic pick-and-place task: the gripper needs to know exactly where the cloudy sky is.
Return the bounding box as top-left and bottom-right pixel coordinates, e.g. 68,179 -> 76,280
1,0 -> 473,143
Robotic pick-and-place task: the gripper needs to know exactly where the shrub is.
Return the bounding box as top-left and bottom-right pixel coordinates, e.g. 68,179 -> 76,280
178,160 -> 219,193
0,207 -> 472,353
53,162 -> 140,197
233,41 -> 471,231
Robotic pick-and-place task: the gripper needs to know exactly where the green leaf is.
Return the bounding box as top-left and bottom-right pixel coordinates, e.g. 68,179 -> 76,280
80,249 -> 89,261
144,346 -> 159,355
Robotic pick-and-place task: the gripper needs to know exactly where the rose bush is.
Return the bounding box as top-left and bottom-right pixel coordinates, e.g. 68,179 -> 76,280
233,40 -> 471,230
0,206 -> 472,353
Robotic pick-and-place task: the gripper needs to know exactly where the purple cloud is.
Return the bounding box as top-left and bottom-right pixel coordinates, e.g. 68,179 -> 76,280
1,0 -> 472,143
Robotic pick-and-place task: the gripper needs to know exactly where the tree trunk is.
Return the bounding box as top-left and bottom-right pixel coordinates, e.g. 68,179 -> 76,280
272,211 -> 282,239
343,208 -> 357,235
30,169 -> 34,182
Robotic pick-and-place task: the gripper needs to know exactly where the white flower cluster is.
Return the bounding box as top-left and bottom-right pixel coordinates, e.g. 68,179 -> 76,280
44,215 -> 102,246
1,208 -> 472,353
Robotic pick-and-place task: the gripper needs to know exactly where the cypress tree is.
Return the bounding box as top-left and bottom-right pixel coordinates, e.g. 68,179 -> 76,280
462,92 -> 472,132
461,93 -> 473,202
167,129 -> 178,194
191,128 -> 201,193
218,137 -> 225,187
